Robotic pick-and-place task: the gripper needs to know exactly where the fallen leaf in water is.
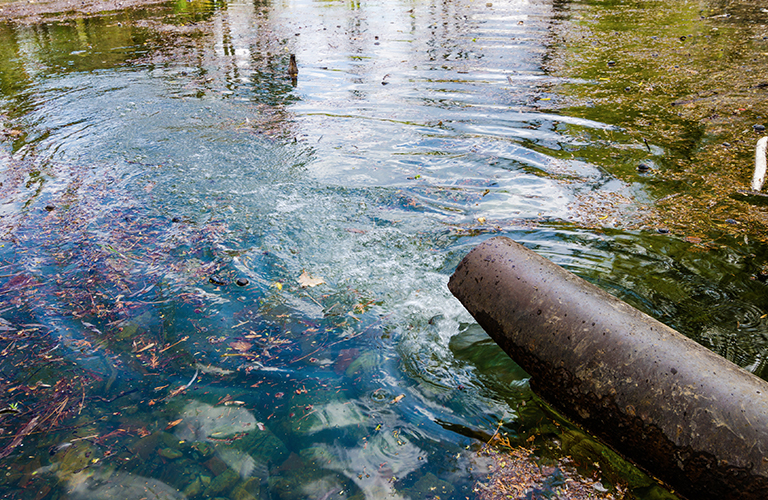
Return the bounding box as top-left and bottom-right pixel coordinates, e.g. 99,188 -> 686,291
165,419 -> 183,429
391,394 -> 405,404
298,270 -> 325,288
229,341 -> 252,352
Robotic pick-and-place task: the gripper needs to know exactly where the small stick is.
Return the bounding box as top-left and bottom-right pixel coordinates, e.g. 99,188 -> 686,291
183,368 -> 199,390
483,412 -> 508,450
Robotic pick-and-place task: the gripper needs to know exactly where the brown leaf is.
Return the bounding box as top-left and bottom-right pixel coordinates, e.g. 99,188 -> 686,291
229,341 -> 252,352
165,418 -> 183,429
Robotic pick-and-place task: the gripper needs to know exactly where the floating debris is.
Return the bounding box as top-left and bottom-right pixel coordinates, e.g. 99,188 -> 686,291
298,270 -> 325,288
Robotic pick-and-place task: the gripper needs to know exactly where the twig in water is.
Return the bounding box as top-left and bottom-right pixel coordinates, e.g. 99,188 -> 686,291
184,368 -> 199,389
483,411 -> 508,451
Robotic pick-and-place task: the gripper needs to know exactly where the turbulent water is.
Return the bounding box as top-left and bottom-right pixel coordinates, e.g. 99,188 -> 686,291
0,0 -> 767,499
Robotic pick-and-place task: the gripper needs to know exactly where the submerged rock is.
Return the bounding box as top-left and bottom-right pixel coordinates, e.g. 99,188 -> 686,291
203,468 -> 239,496
174,401 -> 259,442
158,447 -> 183,460
182,476 -> 203,497
231,476 -> 262,500
66,471 -> 185,500
401,472 -> 455,499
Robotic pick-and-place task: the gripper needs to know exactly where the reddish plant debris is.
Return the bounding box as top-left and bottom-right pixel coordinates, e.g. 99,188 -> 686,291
474,445 -> 627,500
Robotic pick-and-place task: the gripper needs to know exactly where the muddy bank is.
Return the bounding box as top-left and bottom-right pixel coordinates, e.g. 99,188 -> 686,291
0,0 -> 167,24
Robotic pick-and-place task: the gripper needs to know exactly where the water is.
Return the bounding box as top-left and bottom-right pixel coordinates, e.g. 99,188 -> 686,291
1,0 -> 767,498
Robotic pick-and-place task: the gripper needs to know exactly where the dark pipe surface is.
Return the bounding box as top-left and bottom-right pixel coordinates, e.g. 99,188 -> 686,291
448,236 -> 768,500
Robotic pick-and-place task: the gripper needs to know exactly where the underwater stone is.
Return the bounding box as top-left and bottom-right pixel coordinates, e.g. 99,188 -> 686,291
175,401 -> 259,442
204,455 -> 229,476
231,425 -> 288,464
403,472 -> 455,499
231,484 -> 259,500
127,431 -> 162,460
182,477 -> 203,497
191,441 -> 214,458
158,447 -> 183,459
116,322 -> 139,341
159,431 -> 182,449
122,404 -> 139,415
66,471 -> 185,500
203,468 -> 239,496
239,476 -> 263,495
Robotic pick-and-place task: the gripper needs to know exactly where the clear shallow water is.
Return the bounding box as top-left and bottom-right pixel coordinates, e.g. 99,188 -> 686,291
1,0 -> 767,499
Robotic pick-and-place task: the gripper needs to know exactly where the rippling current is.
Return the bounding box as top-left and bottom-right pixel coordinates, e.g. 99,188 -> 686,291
1,0 -> 767,498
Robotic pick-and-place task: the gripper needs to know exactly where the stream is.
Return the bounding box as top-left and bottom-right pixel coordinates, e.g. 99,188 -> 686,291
1,0 -> 767,499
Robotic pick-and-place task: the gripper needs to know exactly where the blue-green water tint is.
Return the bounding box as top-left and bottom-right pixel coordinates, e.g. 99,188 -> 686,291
0,0 -> 767,498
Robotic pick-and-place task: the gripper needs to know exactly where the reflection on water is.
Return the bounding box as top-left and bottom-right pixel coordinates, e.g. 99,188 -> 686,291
0,0 -> 766,499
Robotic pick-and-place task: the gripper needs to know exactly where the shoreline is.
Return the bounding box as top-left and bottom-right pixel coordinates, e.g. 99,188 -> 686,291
0,0 -> 168,24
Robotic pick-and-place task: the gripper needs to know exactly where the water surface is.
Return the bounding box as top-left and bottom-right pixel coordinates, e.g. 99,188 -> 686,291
1,0 -> 767,499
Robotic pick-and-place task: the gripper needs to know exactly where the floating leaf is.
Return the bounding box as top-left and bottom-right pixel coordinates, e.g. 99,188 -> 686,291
298,270 -> 325,288
165,419 -> 183,430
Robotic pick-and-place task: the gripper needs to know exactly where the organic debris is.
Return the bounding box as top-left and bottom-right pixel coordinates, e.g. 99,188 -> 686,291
298,270 -> 325,288
474,444 -> 627,500
545,0 -> 768,242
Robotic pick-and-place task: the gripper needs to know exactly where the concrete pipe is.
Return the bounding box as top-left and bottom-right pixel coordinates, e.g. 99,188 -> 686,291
448,236 -> 768,500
